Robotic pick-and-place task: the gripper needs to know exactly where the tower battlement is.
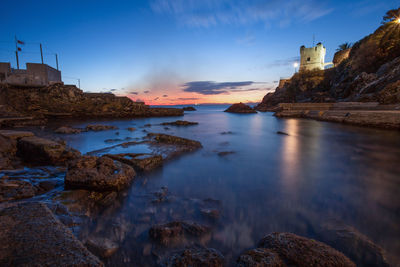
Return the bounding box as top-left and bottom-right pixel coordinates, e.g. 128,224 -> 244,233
299,43 -> 326,72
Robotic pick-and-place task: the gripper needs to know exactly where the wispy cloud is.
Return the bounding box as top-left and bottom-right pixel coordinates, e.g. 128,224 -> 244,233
150,0 -> 333,28
144,90 -> 150,94
129,91 -> 139,95
266,56 -> 300,68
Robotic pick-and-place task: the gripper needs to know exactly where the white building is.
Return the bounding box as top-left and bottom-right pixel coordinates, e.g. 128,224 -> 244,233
299,43 -> 326,72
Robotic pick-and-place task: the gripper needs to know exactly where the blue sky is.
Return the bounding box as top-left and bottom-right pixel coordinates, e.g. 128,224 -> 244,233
1,0 -> 398,104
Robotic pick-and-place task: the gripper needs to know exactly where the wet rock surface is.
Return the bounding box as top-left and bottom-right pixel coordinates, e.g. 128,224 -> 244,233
0,179 -> 37,202
149,221 -> 210,246
161,120 -> 199,126
148,133 -> 202,149
225,103 -> 257,114
85,124 -> 118,131
86,236 -> 119,258
257,232 -> 356,267
65,155 -> 136,191
316,221 -> 390,267
0,202 -> 103,266
163,246 -> 224,267
55,126 -> 82,134
106,153 -> 163,172
217,151 -> 235,157
17,136 -> 80,165
237,248 -> 284,267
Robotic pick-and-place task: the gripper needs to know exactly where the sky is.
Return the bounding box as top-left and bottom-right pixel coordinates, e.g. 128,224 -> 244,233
1,0 -> 399,105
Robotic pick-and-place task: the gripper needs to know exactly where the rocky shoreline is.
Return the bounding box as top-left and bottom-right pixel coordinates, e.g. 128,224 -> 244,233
0,121 -> 392,266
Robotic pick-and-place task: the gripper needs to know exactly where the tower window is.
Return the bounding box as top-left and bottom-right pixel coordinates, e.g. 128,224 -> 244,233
307,57 -> 310,61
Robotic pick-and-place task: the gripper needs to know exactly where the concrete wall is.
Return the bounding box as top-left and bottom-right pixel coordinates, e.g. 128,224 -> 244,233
26,63 -> 61,83
299,43 -> 326,72
0,62 -> 62,86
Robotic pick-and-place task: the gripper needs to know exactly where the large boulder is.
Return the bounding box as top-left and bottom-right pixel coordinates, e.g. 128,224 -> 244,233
0,202 -> 103,266
164,246 -> 224,267
257,232 -> 355,267
224,103 -> 257,114
147,133 -> 202,149
65,155 -> 136,191
0,179 -> 37,202
0,135 -> 17,170
17,136 -> 80,165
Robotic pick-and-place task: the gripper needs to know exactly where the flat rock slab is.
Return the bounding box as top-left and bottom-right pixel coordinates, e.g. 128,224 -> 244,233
164,247 -> 224,267
0,202 -> 103,266
0,130 -> 34,140
105,153 -> 163,172
17,136 -> 78,165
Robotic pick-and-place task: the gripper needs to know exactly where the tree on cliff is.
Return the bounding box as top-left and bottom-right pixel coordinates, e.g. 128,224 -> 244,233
336,42 -> 352,52
381,7 -> 400,24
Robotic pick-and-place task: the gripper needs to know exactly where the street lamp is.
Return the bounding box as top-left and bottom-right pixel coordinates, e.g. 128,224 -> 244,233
293,62 -> 299,73
397,18 -> 400,24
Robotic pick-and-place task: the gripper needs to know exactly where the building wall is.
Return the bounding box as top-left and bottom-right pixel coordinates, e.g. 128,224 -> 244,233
26,63 -> 61,83
299,43 -> 326,72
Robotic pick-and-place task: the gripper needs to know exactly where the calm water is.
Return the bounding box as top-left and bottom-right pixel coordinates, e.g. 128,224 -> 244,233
54,105 -> 400,266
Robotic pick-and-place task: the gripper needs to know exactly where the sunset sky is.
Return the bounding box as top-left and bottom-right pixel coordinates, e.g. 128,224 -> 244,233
1,0 -> 398,105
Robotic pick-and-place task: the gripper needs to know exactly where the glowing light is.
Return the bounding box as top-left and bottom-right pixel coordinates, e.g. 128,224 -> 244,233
397,18 -> 400,24
293,62 -> 299,68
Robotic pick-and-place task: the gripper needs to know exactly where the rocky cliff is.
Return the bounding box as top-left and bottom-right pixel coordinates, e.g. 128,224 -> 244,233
0,84 -> 182,121
256,9 -> 400,111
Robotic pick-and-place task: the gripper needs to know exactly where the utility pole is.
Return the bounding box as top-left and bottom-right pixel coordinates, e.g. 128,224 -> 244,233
15,35 -> 19,69
40,43 -> 44,64
55,54 -> 59,70
313,34 -> 315,47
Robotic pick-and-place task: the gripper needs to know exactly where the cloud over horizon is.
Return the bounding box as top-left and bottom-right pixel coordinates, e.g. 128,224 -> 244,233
182,81 -> 269,95
150,0 -> 333,28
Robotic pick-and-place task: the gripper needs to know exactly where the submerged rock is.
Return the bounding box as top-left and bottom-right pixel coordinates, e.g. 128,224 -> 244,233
106,153 -> 163,172
161,120 -> 199,126
217,151 -> 235,157
224,103 -> 257,114
17,136 -> 80,165
317,221 -> 390,267
127,127 -> 136,132
85,124 -> 118,131
237,248 -> 284,267
200,208 -> 220,220
65,155 -> 136,191
164,246 -> 224,267
276,131 -> 289,135
0,202 -> 103,266
257,232 -> 355,267
54,126 -> 82,134
149,221 -> 210,245
86,236 -> 119,258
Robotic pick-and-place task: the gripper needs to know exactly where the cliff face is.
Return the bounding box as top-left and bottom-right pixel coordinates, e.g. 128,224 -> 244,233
0,84 -> 183,119
256,17 -> 400,111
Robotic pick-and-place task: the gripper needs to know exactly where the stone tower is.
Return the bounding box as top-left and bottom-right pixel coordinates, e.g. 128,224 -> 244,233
299,43 -> 326,72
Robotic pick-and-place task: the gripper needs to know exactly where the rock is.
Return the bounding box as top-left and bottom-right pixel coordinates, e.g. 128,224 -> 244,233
38,180 -> 58,192
152,186 -> 170,203
224,103 -> 257,114
276,131 -> 289,135
217,151 -> 235,157
200,208 -> 220,220
0,135 -> 17,170
182,106 -> 196,111
220,131 -> 234,135
54,126 -> 82,134
257,232 -> 355,267
17,136 -> 80,165
161,120 -> 199,126
65,155 -> 136,191
106,153 -> 163,172
317,221 -> 390,267
237,248 -> 284,267
147,133 -> 202,149
98,191 -> 118,206
0,202 -> 103,266
85,124 -> 118,131
127,127 -> 136,131
164,246 -> 224,267
86,236 -> 119,258
0,130 -> 34,140
149,221 -> 210,245
0,179 -> 37,202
